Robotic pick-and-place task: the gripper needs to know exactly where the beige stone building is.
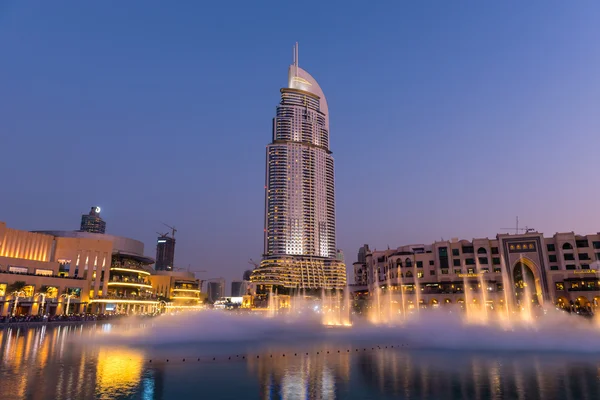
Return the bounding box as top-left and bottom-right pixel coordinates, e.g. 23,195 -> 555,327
0,221 -> 168,315
0,222 -> 111,315
353,231 -> 600,311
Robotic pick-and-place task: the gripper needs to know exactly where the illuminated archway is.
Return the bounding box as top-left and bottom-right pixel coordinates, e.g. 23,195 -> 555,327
576,296 -> 590,308
556,296 -> 569,309
513,258 -> 543,306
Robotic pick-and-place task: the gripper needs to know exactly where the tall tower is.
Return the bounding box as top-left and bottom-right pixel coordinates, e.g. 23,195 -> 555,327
80,206 -> 106,234
155,234 -> 175,271
252,44 -> 346,291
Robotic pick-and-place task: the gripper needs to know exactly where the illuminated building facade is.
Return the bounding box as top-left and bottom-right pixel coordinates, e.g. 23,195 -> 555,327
251,44 -> 346,291
80,206 -> 106,234
37,230 -> 159,314
151,270 -> 205,310
0,221 -> 107,316
0,216 -> 207,316
355,231 -> 600,310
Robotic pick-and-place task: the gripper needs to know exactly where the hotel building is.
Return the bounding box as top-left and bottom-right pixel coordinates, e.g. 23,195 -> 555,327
250,44 -> 346,291
353,231 -> 600,310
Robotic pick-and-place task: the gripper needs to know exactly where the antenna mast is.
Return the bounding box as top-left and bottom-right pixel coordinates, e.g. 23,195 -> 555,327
295,42 -> 299,75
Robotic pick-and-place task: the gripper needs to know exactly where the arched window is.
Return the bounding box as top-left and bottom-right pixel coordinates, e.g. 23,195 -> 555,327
477,247 -> 487,254
396,259 -> 402,268
405,270 -> 413,278
562,243 -> 573,250
405,258 -> 412,268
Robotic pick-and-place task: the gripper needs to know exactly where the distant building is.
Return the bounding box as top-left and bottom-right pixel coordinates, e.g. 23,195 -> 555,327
336,249 -> 344,262
155,235 -> 175,271
353,245 -> 370,285
243,270 -> 253,281
80,206 -> 106,234
231,280 -> 243,297
207,280 -> 225,303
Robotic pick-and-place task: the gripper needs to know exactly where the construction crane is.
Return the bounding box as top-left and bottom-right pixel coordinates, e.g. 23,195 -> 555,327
156,231 -> 169,238
161,222 -> 177,238
248,259 -> 260,269
501,217 -> 535,234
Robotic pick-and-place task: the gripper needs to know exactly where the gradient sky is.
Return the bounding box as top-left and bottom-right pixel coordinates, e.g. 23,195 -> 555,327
1,1 -> 599,288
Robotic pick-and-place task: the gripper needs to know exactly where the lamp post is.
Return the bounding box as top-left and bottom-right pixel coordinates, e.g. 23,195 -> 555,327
11,291 -> 26,317
60,293 -> 75,316
34,293 -> 47,316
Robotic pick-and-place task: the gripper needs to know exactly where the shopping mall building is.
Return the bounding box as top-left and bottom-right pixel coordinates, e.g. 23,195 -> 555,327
0,220 -> 202,316
352,231 -> 600,311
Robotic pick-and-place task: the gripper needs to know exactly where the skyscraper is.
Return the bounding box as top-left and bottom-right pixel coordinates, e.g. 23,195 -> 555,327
80,206 -> 106,234
155,235 -> 175,271
251,44 -> 346,290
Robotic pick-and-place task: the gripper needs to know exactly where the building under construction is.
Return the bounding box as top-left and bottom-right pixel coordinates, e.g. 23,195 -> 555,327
155,224 -> 176,271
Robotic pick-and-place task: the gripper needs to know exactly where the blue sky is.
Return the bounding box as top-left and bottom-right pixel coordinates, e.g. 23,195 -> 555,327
1,1 -> 599,286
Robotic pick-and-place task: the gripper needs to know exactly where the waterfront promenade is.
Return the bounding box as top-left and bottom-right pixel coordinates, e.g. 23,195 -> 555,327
0,313 -> 155,329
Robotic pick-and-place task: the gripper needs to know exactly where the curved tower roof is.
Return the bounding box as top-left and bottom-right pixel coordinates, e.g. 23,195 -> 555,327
287,44 -> 329,129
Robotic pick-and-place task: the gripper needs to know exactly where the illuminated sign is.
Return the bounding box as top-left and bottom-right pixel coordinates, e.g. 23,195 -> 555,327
157,240 -> 167,243
508,242 -> 536,253
95,207 -> 101,213
35,269 -> 53,276
574,270 -> 598,274
458,273 -> 481,278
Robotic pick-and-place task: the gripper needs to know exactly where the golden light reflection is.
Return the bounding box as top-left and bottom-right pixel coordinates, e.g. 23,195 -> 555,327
96,348 -> 144,395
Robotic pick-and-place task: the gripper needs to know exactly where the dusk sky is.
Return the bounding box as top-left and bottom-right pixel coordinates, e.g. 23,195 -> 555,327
1,1 -> 599,287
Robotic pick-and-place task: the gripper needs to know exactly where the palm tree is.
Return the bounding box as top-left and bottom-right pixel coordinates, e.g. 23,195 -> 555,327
8,281 -> 26,293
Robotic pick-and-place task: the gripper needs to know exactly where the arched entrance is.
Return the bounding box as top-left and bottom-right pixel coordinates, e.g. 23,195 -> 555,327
556,296 -> 569,310
513,261 -> 540,307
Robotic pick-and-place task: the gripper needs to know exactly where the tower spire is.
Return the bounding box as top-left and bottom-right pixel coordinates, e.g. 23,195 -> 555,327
294,42 -> 299,76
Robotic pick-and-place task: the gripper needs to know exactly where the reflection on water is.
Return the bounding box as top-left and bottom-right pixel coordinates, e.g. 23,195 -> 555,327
1,324 -> 600,399
0,324 -> 147,400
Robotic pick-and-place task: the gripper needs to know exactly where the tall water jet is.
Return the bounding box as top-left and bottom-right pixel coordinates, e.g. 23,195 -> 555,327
397,266 -> 407,321
499,252 -> 513,326
475,256 -> 489,323
517,254 -> 534,324
412,260 -> 421,315
386,273 -> 394,323
462,274 -> 474,322
267,287 -> 276,318
368,269 -> 382,324
342,286 -> 351,325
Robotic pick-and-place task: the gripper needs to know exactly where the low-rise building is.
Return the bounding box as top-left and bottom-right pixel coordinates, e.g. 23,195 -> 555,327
151,270 -> 205,311
354,231 -> 600,311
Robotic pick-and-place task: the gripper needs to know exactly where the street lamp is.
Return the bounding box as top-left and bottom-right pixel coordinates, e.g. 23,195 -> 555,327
60,293 -> 76,316
34,292 -> 47,316
11,291 -> 26,317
